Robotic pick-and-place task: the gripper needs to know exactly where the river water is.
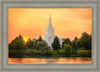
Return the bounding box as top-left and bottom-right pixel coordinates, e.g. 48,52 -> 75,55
8,57 -> 91,64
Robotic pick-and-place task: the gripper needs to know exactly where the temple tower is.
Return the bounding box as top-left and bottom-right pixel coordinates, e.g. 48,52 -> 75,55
45,15 -> 55,49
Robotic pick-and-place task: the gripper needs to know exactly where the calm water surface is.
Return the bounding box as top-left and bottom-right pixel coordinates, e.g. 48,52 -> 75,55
8,57 -> 91,64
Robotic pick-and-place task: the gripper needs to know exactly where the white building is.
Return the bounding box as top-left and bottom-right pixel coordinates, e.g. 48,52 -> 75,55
44,15 -> 63,49
33,15 -> 63,49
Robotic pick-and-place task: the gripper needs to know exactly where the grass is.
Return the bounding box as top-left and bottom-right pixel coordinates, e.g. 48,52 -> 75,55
9,49 -> 92,58
77,50 -> 91,53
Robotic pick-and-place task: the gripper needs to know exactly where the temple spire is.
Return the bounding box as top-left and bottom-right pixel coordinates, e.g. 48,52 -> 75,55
45,14 -> 55,49
49,14 -> 51,25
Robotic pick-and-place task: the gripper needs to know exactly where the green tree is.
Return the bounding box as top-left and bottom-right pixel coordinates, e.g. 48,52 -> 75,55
63,44 -> 72,55
9,35 -> 26,58
34,36 -> 43,49
36,41 -> 50,55
38,36 -> 42,41
72,37 -> 78,50
52,36 -> 60,50
62,38 -> 72,48
26,38 -> 35,49
9,34 -> 26,50
77,32 -> 91,50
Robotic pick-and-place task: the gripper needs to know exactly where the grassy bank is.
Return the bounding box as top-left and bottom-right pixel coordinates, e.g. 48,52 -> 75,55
9,49 -> 91,58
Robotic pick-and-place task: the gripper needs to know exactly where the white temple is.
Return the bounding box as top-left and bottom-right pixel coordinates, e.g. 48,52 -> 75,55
44,15 -> 63,49
44,15 -> 55,49
33,15 -> 63,49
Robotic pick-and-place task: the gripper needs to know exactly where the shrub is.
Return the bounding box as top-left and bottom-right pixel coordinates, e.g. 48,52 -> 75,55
36,41 -> 51,56
50,50 -> 58,57
9,50 -> 25,58
77,50 -> 91,57
57,50 -> 66,56
63,44 -> 72,55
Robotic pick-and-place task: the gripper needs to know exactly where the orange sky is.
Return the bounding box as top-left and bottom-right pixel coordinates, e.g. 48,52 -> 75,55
8,8 -> 92,43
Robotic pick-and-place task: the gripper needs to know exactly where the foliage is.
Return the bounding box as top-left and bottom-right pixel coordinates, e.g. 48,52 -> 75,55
9,32 -> 92,58
62,38 -> 72,48
50,50 -> 58,57
71,48 -> 77,55
9,35 -> 26,50
9,50 -> 26,58
72,41 -> 78,50
77,50 -> 91,57
62,44 -> 77,56
26,38 -> 35,49
72,37 -> 78,50
38,36 -> 42,41
25,49 -> 33,57
36,41 -> 51,55
32,50 -> 40,56
77,50 -> 91,53
77,32 -> 91,50
52,36 -> 60,50
57,50 -> 66,56
62,44 -> 72,55
33,36 -> 43,49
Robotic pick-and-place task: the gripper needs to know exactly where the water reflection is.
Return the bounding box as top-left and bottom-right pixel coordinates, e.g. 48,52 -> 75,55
8,57 -> 92,64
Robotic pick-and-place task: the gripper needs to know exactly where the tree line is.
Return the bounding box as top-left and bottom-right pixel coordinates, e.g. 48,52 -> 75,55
9,32 -> 91,58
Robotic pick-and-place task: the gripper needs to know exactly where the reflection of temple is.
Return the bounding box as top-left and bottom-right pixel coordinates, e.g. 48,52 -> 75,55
44,15 -> 63,49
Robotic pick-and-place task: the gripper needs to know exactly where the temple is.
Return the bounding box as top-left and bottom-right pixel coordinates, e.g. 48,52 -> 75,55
33,15 -> 63,49
44,15 -> 63,49
44,15 -> 55,49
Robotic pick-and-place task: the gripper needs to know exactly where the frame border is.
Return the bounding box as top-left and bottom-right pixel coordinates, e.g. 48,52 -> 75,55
0,0 -> 100,72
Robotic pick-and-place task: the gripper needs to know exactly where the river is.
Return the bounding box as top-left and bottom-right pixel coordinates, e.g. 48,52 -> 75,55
8,57 -> 91,64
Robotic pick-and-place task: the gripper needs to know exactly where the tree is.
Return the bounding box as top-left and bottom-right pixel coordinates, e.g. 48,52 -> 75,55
52,36 -> 60,50
72,37 -> 78,50
26,38 -> 35,49
77,32 -> 91,50
63,44 -> 72,55
62,38 -> 72,48
9,35 -> 26,58
34,36 -> 43,49
9,34 -> 26,50
38,36 -> 42,41
62,44 -> 76,56
36,41 -> 50,55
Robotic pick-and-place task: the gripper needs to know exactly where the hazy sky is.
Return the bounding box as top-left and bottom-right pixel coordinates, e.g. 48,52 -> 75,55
8,8 -> 92,43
